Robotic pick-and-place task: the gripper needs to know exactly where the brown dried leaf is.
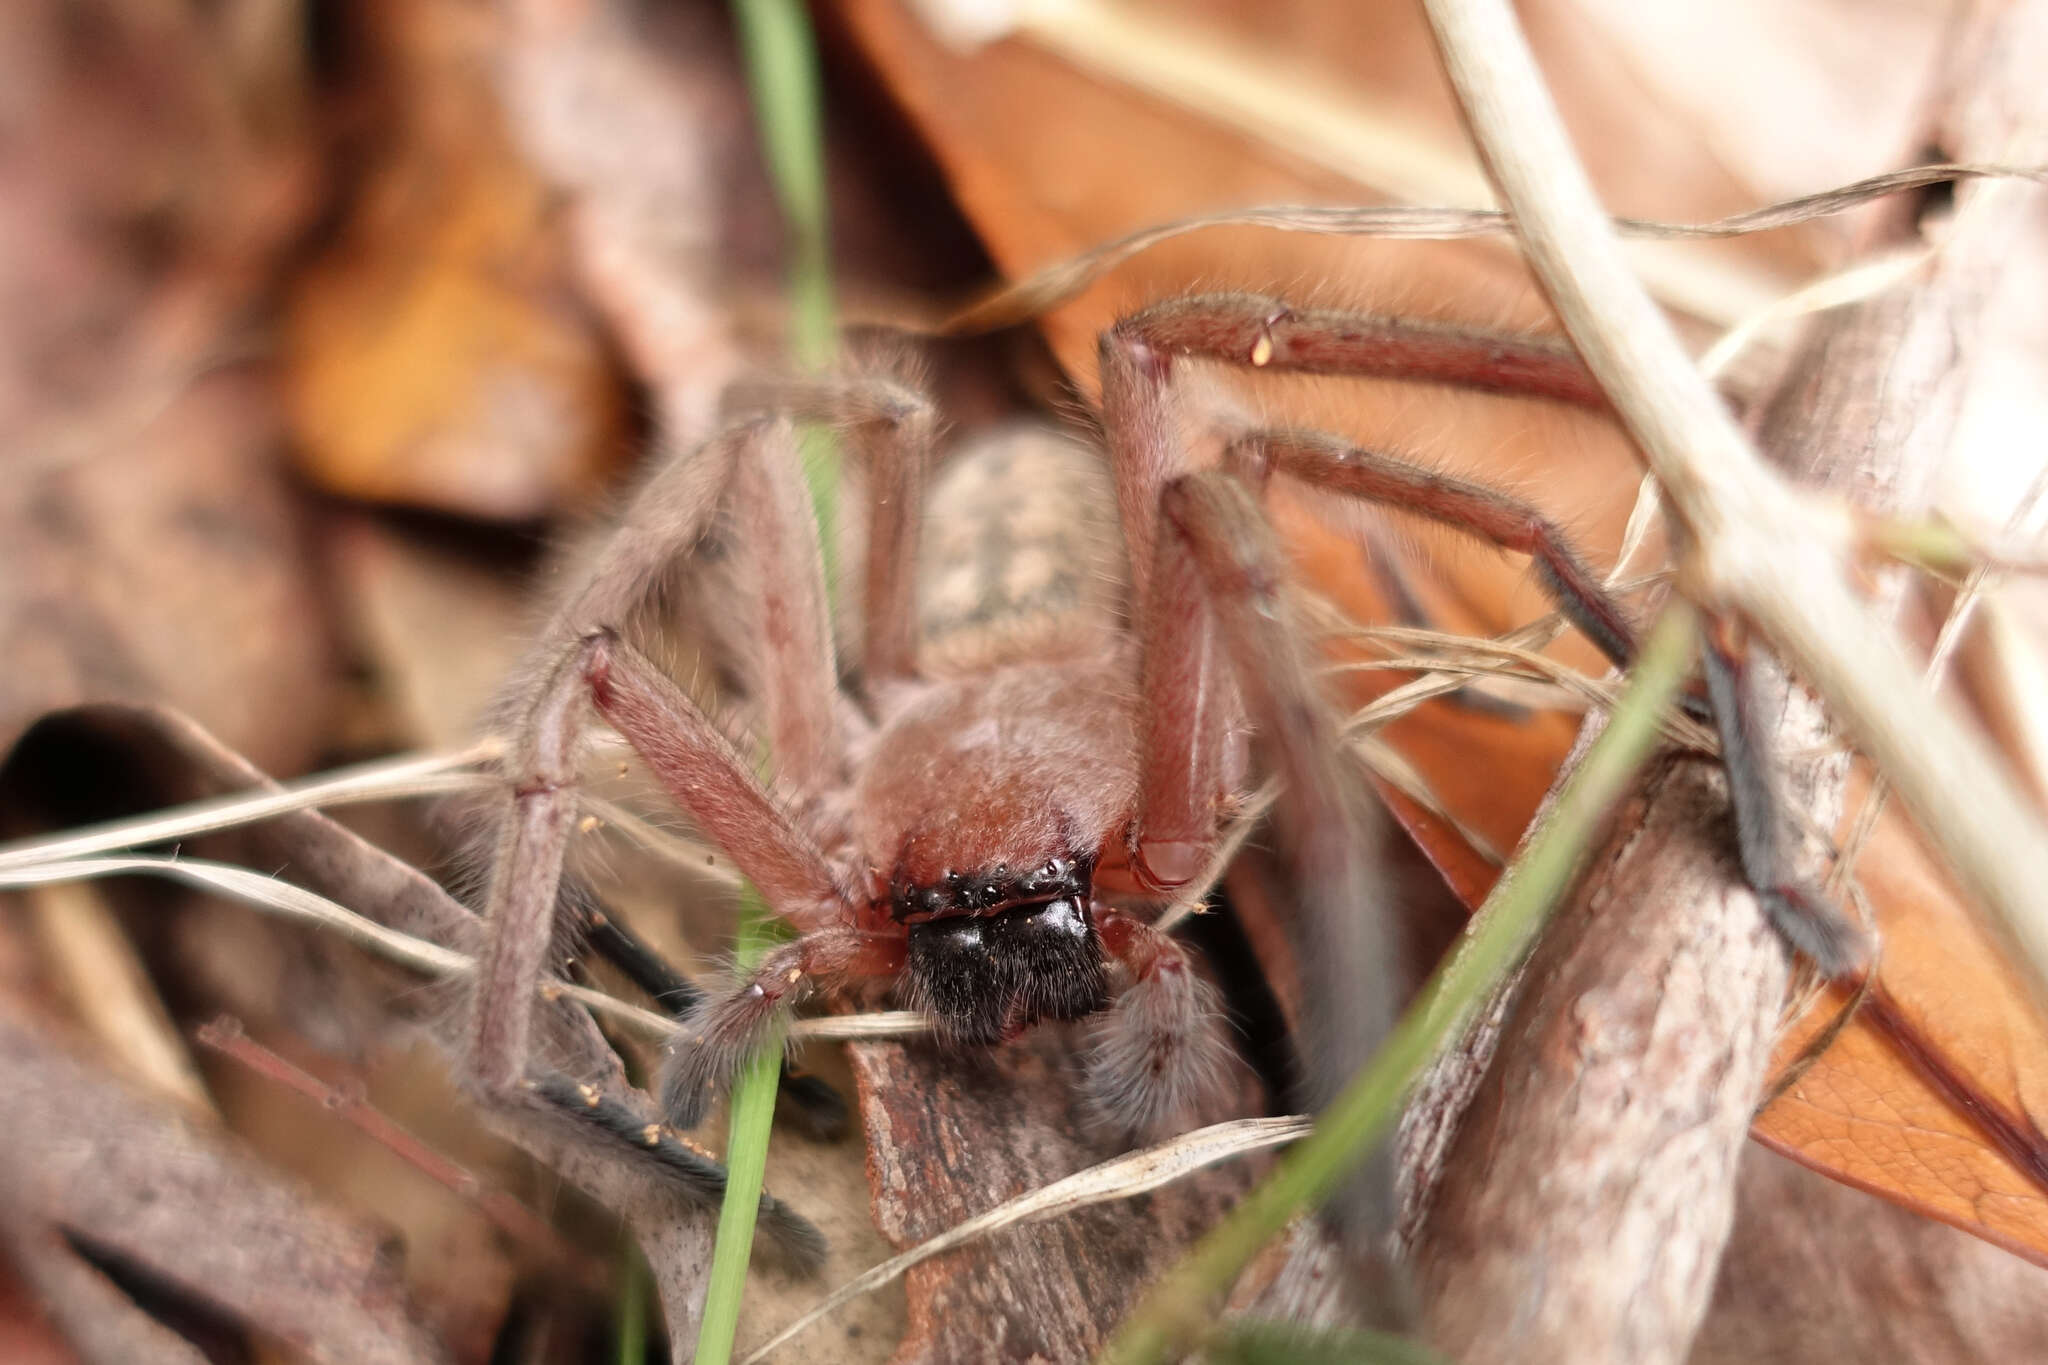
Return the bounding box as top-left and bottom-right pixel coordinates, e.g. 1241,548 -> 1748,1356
284,0 -> 628,519
0,994 -> 448,1365
0,0 -> 330,771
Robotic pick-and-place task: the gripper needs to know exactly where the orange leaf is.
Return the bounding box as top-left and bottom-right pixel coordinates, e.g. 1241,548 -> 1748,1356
1756,792 -> 2048,1270
284,0 -> 626,520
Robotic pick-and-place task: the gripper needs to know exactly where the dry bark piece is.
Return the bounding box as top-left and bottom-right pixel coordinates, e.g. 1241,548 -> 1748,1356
849,1027 -> 1260,1365
0,995 -> 447,1365
1691,1145 -> 2048,1365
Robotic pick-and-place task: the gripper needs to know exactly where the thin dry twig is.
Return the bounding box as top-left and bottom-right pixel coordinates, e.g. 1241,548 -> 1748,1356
1421,0 -> 2048,1017
944,163 -> 2047,333
1408,4 -> 2048,1362
0,851 -> 931,1048
195,1014 -> 596,1284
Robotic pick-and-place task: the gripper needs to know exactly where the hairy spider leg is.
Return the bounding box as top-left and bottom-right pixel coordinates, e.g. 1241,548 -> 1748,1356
720,343 -> 939,689
1099,332 -> 1232,892
522,1069 -> 825,1271
1087,909 -> 1231,1137
1154,469 -> 1410,1255
1227,428 -> 1637,673
463,366 -> 949,1249
578,907 -> 849,1139
1703,636 -> 1865,976
1120,292 -> 1606,408
657,928 -> 906,1129
469,416 -> 843,1100
1113,294 -> 1864,976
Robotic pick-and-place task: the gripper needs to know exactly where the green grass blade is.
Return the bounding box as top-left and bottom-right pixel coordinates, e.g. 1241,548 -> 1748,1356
694,895 -> 790,1365
615,1232 -> 649,1364
732,0 -> 839,540
1101,600 -> 1700,1365
695,2 -> 839,1359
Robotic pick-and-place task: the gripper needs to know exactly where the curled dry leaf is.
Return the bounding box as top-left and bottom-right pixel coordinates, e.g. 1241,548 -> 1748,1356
837,0 -> 2048,1274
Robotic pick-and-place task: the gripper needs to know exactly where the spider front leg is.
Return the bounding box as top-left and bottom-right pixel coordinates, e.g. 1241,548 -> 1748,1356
578,633 -> 911,1127
657,926 -> 905,1128
1133,470 -> 1409,1240
578,905 -> 850,1138
467,414 -> 844,1101
1111,301 -> 1865,976
1085,909 -> 1230,1138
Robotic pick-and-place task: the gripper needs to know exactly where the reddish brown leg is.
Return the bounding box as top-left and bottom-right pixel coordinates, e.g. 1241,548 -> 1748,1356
1160,471 -> 1409,1249
659,927 -> 905,1127
1099,325 -> 1186,625
1232,427 -> 1638,669
470,648 -> 590,1097
1100,328 -> 1234,890
725,353 -> 938,689
471,415 -> 844,1099
1086,910 -> 1230,1138
583,631 -> 846,925
1117,292 -> 1605,408
1129,488 -> 1228,890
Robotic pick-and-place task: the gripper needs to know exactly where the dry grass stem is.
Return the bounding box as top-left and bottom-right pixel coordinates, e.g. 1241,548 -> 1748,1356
737,1115 -> 1312,1365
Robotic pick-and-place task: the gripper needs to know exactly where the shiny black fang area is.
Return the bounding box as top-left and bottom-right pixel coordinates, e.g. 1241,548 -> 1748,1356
905,897 -> 1110,1045
890,855 -> 1091,922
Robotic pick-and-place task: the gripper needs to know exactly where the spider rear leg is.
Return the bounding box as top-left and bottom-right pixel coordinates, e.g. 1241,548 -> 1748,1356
1704,632 -> 1867,976
1085,909 -> 1231,1139
523,1069 -> 826,1271
1249,428 -> 1864,975
658,928 -> 905,1129
1228,428 -> 1639,669
580,907 -> 850,1139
